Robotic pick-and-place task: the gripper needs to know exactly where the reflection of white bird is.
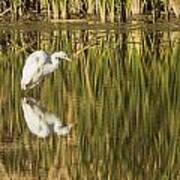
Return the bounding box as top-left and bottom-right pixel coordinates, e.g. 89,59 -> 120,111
21,50 -> 71,90
21,97 -> 73,138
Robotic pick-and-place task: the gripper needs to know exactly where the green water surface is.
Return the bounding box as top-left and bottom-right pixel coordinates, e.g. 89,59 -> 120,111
0,24 -> 179,180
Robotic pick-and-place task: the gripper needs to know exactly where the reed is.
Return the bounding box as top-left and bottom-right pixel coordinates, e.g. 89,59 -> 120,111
98,0 -> 106,22
0,0 -> 179,23
107,0 -> 115,22
0,26 -> 179,179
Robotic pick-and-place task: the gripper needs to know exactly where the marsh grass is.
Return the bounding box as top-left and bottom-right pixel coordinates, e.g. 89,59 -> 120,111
0,27 -> 179,179
0,0 -> 179,22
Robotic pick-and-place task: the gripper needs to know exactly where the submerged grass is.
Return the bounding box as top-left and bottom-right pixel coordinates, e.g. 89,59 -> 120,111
0,27 -> 179,179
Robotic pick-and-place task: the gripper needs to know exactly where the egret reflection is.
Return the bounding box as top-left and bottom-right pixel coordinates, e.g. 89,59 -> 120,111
21,97 -> 73,138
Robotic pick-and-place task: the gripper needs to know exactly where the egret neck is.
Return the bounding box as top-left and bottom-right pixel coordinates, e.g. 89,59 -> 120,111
50,53 -> 61,69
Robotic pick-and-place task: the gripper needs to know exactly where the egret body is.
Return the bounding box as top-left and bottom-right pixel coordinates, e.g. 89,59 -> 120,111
21,50 -> 70,90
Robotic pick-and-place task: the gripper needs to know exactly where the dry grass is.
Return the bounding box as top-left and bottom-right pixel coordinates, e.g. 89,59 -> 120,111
0,0 -> 179,22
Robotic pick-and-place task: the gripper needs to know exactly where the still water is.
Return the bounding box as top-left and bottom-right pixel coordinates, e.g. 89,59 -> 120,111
0,23 -> 179,179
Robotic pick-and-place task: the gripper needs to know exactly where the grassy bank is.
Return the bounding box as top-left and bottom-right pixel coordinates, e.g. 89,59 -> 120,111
0,0 -> 179,23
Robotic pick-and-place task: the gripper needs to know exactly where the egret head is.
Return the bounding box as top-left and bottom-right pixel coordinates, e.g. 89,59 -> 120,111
51,51 -> 71,62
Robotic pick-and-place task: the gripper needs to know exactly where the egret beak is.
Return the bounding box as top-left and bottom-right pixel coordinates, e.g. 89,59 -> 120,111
65,57 -> 71,62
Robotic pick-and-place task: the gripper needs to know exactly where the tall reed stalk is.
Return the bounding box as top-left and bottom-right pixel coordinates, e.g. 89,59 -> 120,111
98,0 -> 106,22
0,27 -> 179,179
0,1 -> 179,25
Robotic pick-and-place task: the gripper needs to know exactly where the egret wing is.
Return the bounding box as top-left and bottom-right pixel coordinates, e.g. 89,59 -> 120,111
25,51 -> 48,67
21,51 -> 49,89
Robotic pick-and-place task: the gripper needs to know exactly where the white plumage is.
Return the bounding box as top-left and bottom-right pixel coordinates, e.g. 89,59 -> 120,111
21,50 -> 71,90
21,97 -> 73,138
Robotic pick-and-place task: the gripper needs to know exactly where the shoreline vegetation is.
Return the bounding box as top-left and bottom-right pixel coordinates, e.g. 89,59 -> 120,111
0,0 -> 179,23
0,28 -> 179,179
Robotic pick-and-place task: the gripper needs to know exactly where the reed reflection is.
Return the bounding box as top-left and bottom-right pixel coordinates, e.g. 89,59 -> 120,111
21,97 -> 73,138
0,27 -> 179,179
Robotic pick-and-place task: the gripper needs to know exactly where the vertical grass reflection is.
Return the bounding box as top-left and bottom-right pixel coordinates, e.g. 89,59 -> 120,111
0,27 -> 179,179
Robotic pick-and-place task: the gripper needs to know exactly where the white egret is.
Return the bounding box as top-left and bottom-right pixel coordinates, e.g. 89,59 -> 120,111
21,97 -> 73,138
21,50 -> 71,90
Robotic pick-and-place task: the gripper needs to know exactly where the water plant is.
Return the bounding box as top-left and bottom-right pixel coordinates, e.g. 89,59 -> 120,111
0,26 -> 179,179
0,0 -> 179,22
